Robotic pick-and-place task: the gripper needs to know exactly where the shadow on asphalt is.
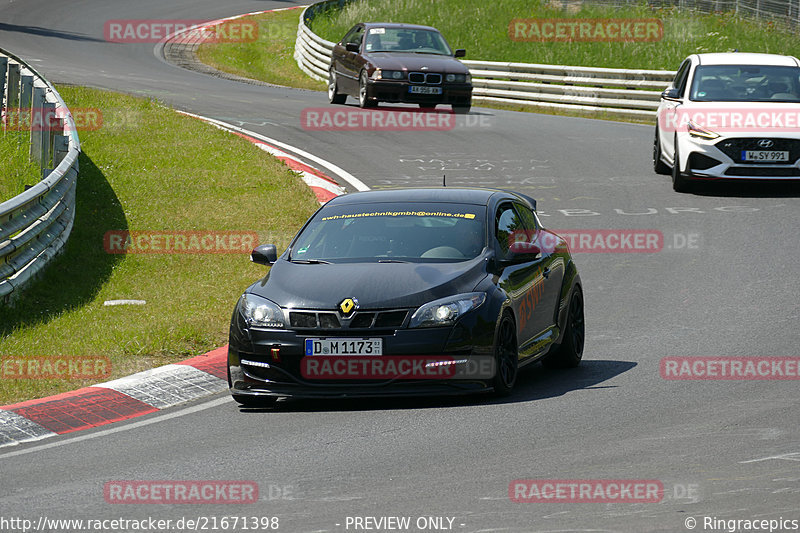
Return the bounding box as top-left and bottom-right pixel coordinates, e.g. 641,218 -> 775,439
237,359 -> 637,413
687,180 -> 800,198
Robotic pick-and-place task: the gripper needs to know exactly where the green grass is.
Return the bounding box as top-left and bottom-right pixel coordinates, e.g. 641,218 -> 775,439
0,86 -> 320,405
196,7 -> 326,91
309,0 -> 800,70
0,130 -> 41,203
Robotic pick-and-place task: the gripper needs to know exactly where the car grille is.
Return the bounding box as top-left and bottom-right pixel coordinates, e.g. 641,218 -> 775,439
409,72 -> 442,84
288,309 -> 409,330
715,138 -> 800,164
724,167 -> 800,177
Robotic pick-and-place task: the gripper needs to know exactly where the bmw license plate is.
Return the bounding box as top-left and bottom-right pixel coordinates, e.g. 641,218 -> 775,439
742,150 -> 789,162
409,86 -> 442,95
305,338 -> 383,356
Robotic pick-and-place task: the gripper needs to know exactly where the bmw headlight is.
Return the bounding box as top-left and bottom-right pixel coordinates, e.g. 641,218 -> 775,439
687,120 -> 720,140
375,69 -> 405,80
237,293 -> 285,328
409,292 -> 486,328
445,73 -> 469,83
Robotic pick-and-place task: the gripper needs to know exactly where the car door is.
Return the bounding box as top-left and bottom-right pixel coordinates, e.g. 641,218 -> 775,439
335,25 -> 364,94
493,202 -> 552,358
660,58 -> 692,162
515,202 -> 564,339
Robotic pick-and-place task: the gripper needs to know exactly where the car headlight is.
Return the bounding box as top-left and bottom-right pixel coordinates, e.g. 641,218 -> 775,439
687,120 -> 720,140
409,292 -> 486,328
374,69 -> 405,80
445,73 -> 469,83
237,293 -> 285,328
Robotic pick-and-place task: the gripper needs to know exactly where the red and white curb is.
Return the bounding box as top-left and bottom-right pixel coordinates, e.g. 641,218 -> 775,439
0,347 -> 228,448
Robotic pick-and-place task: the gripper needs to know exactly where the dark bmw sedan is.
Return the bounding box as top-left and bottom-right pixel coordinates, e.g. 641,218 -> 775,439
328,23 -> 473,112
228,188 -> 584,407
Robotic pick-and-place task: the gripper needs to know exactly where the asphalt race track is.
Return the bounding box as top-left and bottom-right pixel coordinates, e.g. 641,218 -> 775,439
1,1 -> 799,532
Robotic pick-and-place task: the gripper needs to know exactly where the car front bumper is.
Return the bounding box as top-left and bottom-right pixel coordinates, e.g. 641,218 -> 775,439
367,80 -> 472,106
678,134 -> 800,180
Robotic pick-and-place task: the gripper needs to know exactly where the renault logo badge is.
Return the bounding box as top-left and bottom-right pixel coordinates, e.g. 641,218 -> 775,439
339,297 -> 358,315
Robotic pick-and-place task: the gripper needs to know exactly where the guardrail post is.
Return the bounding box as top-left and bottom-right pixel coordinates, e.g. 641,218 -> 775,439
30,85 -> 45,164
52,134 -> 70,168
20,74 -> 33,108
6,61 -> 20,110
40,101 -> 56,169
0,55 -> 7,108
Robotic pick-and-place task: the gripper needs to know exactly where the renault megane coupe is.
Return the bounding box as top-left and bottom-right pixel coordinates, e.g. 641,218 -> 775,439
227,188 -> 584,407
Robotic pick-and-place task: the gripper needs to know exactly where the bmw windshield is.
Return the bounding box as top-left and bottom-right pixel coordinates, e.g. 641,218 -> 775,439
289,203 -> 486,263
364,28 -> 453,55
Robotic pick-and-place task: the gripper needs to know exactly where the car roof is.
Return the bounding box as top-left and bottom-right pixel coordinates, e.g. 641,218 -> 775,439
694,52 -> 800,67
325,187 -> 536,209
362,22 -> 440,33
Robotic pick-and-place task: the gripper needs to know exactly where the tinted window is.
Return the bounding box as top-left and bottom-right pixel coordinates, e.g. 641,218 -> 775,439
673,59 -> 691,95
495,203 -> 529,260
344,26 -> 364,47
689,65 -> 800,102
290,203 -> 485,263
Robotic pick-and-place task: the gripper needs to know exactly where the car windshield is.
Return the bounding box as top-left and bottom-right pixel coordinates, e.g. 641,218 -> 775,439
289,202 -> 486,263
364,27 -> 453,55
690,65 -> 800,102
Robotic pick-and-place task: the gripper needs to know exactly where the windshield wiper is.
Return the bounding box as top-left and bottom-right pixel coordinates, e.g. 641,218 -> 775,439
289,259 -> 331,264
377,259 -> 410,263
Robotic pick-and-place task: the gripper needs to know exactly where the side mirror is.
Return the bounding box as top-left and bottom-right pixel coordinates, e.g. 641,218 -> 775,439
661,87 -> 681,101
454,49 -> 466,58
345,42 -> 359,53
251,244 -> 278,266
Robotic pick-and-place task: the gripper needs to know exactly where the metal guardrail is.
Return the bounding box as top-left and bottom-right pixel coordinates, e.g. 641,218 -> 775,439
0,48 -> 80,303
294,1 -> 676,119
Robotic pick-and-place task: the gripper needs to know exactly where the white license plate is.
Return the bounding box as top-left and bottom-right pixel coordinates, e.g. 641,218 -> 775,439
409,86 -> 442,95
305,338 -> 383,356
742,150 -> 789,162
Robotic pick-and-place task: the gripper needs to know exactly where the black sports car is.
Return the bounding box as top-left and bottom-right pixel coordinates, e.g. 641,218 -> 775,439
328,22 -> 473,112
228,188 -> 584,406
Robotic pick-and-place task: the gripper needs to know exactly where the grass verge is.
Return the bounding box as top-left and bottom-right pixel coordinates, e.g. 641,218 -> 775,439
0,130 -> 42,203
196,7 -> 326,91
0,86 -> 320,405
309,0 -> 800,70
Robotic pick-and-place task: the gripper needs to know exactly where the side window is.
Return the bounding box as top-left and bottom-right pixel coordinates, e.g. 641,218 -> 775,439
514,203 -> 539,233
495,203 -> 527,260
673,59 -> 691,96
344,26 -> 364,48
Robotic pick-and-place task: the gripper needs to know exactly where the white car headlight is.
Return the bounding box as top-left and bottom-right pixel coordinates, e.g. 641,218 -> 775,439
409,292 -> 486,328
238,293 -> 284,328
687,120 -> 720,140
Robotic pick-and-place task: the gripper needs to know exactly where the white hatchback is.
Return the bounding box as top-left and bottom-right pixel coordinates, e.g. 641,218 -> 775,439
654,52 -> 800,192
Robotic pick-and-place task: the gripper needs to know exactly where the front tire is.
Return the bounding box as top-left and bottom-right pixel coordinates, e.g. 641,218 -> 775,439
453,104 -> 471,114
328,70 -> 346,105
358,70 -> 376,108
653,127 -> 670,174
492,312 -> 518,396
543,287 -> 584,368
672,136 -> 692,192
